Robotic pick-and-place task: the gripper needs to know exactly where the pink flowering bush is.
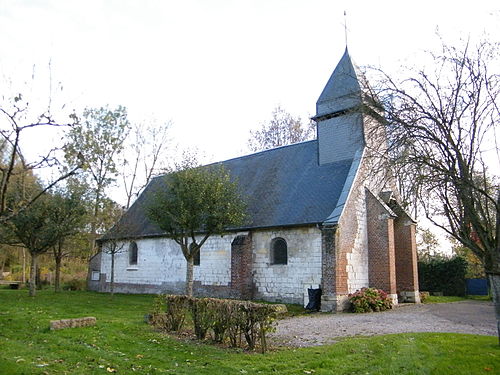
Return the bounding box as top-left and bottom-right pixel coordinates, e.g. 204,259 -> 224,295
348,287 -> 393,313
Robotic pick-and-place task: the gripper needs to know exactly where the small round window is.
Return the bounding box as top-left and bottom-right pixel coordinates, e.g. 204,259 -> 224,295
271,237 -> 287,265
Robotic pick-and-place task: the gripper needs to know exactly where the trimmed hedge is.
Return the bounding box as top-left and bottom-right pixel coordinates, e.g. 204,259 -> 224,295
418,256 -> 467,296
150,295 -> 286,353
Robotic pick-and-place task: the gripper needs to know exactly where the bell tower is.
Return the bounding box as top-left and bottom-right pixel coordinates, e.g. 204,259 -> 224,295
313,48 -> 365,165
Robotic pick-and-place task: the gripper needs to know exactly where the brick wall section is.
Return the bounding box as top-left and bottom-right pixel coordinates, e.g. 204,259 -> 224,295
366,192 -> 397,295
230,234 -> 254,300
321,226 -> 337,297
394,218 -> 419,292
334,168 -> 364,297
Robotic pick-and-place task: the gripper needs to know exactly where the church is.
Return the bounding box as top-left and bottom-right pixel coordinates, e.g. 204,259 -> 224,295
88,49 -> 420,311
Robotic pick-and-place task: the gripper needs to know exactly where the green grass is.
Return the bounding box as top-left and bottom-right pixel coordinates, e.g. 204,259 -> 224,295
1,290 -> 499,374
424,295 -> 492,304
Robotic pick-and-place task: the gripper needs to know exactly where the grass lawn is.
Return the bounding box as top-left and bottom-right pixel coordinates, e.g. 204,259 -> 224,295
0,289 -> 498,374
424,295 -> 492,304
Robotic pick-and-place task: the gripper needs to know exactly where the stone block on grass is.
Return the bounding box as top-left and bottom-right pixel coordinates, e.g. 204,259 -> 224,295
50,317 -> 96,330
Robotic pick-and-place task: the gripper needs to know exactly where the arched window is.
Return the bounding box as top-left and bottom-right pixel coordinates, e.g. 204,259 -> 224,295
191,243 -> 200,266
129,241 -> 138,265
271,237 -> 287,265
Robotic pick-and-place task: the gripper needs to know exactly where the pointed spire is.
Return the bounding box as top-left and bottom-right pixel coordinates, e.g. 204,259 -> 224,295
315,48 -> 362,119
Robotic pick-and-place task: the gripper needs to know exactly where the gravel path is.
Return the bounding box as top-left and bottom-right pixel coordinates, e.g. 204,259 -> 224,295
269,300 -> 497,347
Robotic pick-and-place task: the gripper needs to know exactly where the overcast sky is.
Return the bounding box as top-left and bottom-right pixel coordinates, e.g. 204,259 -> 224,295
1,0 -> 498,164
1,1 -> 498,250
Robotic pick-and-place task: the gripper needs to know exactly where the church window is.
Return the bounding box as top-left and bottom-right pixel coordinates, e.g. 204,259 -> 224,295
129,241 -> 138,265
191,243 -> 200,266
271,237 -> 287,265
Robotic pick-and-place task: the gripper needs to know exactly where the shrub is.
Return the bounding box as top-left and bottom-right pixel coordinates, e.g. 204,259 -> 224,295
189,298 -> 213,340
150,295 -> 190,331
211,300 -> 232,343
149,294 -> 168,328
419,291 -> 430,303
418,256 -> 467,296
148,295 -> 286,352
63,278 -> 86,291
348,288 -> 392,313
164,295 -> 190,331
238,301 -> 281,351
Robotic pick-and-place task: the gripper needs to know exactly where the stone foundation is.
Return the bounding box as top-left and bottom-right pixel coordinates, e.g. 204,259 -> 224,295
399,290 -> 420,303
320,294 -> 350,312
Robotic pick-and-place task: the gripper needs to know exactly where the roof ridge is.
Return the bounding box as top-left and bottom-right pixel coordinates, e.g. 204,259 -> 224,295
150,139 -> 318,181
213,139 -> 317,164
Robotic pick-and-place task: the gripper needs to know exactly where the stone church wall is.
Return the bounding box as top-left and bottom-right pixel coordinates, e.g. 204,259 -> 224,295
252,227 -> 322,305
99,234 -> 238,295
97,227 -> 322,304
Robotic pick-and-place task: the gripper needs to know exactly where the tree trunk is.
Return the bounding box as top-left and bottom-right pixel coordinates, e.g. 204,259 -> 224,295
54,256 -> 62,293
489,274 -> 500,346
90,189 -> 102,256
492,190 -> 500,345
110,252 -> 115,297
186,257 -> 194,297
22,248 -> 26,283
0,257 -> 5,280
29,253 -> 37,297
36,264 -> 42,290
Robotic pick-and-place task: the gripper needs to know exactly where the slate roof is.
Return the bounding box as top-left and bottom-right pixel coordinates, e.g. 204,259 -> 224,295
107,140 -> 356,240
316,48 -> 363,118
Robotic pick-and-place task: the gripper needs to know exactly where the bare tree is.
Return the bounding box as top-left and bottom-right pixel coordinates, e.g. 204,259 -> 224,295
121,120 -> 170,209
247,106 -> 315,152
102,238 -> 126,298
100,206 -> 138,297
0,93 -> 82,224
365,39 -> 500,341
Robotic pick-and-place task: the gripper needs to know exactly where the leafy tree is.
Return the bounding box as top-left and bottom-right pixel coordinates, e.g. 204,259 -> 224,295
146,160 -> 246,296
64,106 -> 130,255
365,39 -> 500,341
0,244 -> 17,279
451,237 -> 486,279
9,194 -> 59,296
416,228 -> 440,260
48,187 -> 87,292
247,106 -> 315,152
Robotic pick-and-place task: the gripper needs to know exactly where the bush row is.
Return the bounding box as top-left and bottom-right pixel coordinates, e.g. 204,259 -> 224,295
348,287 -> 393,313
418,256 -> 467,296
150,295 -> 286,353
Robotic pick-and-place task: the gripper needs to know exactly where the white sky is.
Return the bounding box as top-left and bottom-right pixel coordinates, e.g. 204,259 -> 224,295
1,0 -> 498,162
1,0 -> 499,250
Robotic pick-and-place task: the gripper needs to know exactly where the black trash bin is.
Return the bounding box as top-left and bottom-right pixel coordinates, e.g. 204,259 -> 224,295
305,287 -> 322,311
